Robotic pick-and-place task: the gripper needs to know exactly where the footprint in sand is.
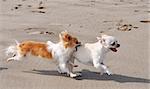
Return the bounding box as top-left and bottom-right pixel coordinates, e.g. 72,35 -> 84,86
11,4 -> 23,11
0,67 -> 8,71
31,10 -> 46,13
31,1 -> 47,14
140,20 -> 150,23
24,27 -> 54,35
116,20 -> 139,31
27,31 -> 54,35
117,24 -> 139,31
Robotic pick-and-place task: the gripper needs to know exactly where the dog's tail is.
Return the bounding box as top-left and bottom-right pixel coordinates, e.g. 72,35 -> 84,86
5,40 -> 20,57
14,40 -> 20,46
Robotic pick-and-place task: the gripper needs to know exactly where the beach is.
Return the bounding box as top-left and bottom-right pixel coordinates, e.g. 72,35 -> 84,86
0,0 -> 149,89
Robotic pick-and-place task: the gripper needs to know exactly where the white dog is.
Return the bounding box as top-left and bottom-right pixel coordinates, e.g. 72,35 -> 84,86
5,31 -> 80,78
70,34 -> 120,76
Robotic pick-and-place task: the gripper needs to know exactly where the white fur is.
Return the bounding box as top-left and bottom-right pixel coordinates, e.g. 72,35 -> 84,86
71,35 -> 120,76
47,41 -> 78,77
6,39 -> 22,61
5,40 -> 20,57
6,39 -> 78,78
5,45 -> 17,56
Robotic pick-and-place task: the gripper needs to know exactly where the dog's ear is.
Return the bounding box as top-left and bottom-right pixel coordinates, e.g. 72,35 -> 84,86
59,32 -> 64,41
96,37 -> 101,40
61,30 -> 68,34
59,33 -> 62,39
99,32 -> 109,37
97,36 -> 105,44
59,30 -> 68,38
64,30 -> 68,33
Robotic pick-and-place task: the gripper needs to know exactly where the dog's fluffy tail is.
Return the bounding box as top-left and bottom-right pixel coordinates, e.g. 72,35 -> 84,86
14,40 -> 20,46
5,40 -> 20,57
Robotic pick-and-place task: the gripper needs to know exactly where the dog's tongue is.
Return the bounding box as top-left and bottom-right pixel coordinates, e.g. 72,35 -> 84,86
110,48 -> 117,52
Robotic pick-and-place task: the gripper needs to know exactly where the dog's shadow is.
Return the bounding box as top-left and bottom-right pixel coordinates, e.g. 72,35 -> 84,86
23,69 -> 150,83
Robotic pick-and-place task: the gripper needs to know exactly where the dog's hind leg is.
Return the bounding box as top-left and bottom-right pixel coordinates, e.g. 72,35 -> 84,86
7,56 -> 16,62
7,51 -> 24,62
100,64 -> 111,75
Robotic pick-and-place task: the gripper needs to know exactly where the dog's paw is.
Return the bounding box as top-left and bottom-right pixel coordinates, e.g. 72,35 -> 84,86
69,72 -> 82,78
100,71 -> 112,76
7,58 -> 13,62
76,72 -> 82,77
106,71 -> 112,76
70,73 -> 78,78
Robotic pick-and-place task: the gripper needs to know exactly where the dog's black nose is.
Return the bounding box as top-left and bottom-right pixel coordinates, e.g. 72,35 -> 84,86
117,44 -> 120,47
76,41 -> 81,45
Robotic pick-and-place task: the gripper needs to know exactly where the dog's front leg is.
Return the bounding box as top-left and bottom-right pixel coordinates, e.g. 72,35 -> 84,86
59,62 -> 78,78
57,59 -> 77,74
93,58 -> 111,75
68,57 -> 75,73
67,57 -> 81,77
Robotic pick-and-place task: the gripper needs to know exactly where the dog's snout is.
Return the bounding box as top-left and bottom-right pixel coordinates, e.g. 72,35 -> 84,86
77,41 -> 81,44
117,44 -> 120,47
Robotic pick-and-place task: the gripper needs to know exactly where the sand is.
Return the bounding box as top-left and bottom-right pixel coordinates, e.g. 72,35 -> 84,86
0,0 -> 149,89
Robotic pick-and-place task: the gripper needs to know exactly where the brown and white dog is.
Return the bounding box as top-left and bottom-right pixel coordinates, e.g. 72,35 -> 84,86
5,31 -> 80,77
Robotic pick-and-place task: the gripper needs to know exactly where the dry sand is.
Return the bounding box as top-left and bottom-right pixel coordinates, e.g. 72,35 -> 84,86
0,0 -> 150,89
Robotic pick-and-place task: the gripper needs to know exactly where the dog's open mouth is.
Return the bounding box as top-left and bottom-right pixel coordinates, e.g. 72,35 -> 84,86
110,48 -> 117,52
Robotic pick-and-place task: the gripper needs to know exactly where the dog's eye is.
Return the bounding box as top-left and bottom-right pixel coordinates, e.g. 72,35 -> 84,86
111,42 -> 115,46
67,36 -> 71,40
76,41 -> 79,44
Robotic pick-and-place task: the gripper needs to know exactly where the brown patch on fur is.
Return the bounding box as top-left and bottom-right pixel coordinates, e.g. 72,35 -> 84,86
70,37 -> 79,48
18,41 -> 53,59
60,31 -> 79,48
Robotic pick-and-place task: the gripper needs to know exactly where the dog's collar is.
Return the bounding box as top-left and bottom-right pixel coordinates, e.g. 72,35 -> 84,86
75,44 -> 82,51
